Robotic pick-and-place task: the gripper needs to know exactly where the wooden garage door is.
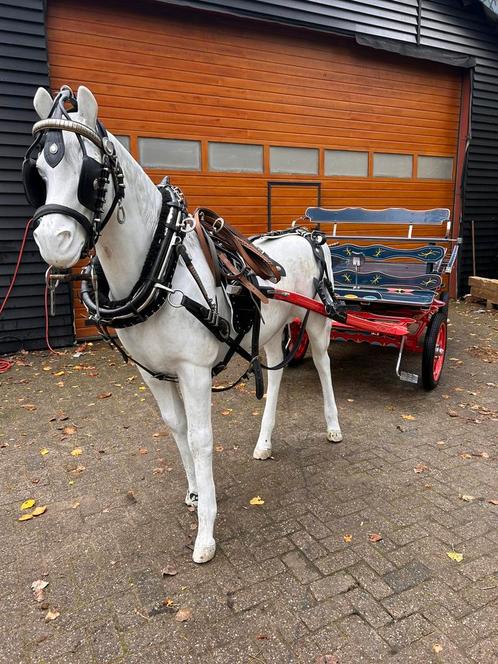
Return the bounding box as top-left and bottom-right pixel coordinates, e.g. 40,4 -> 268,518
47,0 -> 462,339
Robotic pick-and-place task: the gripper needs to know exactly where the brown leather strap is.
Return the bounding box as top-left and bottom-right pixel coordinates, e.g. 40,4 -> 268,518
193,211 -> 221,287
195,208 -> 282,283
218,253 -> 269,304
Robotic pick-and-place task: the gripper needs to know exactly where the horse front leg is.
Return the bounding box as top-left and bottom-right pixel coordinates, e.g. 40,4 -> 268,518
177,364 -> 217,564
307,315 -> 342,443
253,332 -> 284,460
140,374 -> 198,506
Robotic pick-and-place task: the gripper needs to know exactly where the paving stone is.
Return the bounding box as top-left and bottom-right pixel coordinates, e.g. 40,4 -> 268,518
461,554 -> 498,582
227,578 -> 281,613
468,635 -> 498,663
379,613 -> 434,650
336,614 -> 392,660
299,594 -> 353,631
383,561 -> 432,592
460,602 -> 498,641
289,529 -> 328,560
314,548 -> 359,576
298,512 -> 332,540
281,550 -> 321,584
309,572 -> 356,601
347,587 -> 393,628
349,562 -> 394,600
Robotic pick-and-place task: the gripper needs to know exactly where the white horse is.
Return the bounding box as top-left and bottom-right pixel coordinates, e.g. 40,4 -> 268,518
30,85 -> 342,563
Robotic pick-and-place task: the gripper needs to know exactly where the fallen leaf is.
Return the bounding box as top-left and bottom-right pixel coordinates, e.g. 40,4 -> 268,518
432,644 -> 443,654
256,634 -> 269,640
447,550 -> 464,563
221,409 -> 232,416
21,499 -> 36,510
488,499 -> 498,505
40,448 -> 49,456
447,410 -> 459,418
53,371 -> 65,376
32,506 -> 47,516
70,448 -> 83,457
368,533 -> 383,543
401,414 -> 416,421
316,656 -> 339,664
44,609 -> 60,622
21,404 -> 37,412
126,490 -> 137,503
153,467 -> 165,475
343,534 -> 353,543
31,579 -> 49,596
215,444 -> 224,452
18,514 -> 33,521
460,495 -> 476,502
138,448 -> 148,455
98,392 -> 112,399
72,501 -> 80,509
161,565 -> 178,577
162,597 -> 175,607
175,607 -> 192,622
249,496 -> 265,505
459,452 -> 472,459
414,463 -> 430,473
64,426 -> 77,435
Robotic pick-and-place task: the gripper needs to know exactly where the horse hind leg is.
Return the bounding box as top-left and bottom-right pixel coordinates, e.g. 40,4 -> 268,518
253,332 -> 284,460
306,315 -> 343,443
141,374 -> 198,506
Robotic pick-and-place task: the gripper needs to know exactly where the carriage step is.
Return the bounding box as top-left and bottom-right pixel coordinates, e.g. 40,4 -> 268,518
399,370 -> 419,384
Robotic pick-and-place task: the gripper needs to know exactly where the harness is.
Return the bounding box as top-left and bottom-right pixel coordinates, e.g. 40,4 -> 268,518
23,85 -> 344,398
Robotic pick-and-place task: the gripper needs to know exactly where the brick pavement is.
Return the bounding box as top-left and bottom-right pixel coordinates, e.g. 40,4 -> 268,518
0,301 -> 497,663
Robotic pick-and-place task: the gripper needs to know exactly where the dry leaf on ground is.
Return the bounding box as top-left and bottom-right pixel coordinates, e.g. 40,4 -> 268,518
369,533 -> 383,543
18,514 -> 33,522
414,463 -> 430,473
432,644 -> 443,654
249,496 -> 265,506
460,495 -> 476,502
32,506 -> 47,516
45,609 -> 60,622
40,448 -> 49,456
64,426 -> 77,435
175,607 -> 192,622
98,392 -> 112,399
21,499 -> 36,510
343,534 -> 353,543
138,447 -> 148,455
161,565 -> 178,577
31,579 -> 49,603
401,414 -> 416,421
70,448 -> 82,457
447,550 -> 464,562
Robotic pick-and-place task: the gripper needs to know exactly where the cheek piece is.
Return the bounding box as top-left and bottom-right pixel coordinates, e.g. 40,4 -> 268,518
22,86 -> 125,255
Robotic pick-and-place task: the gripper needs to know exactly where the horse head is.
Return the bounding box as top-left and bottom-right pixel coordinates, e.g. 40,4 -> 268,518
25,85 -> 124,268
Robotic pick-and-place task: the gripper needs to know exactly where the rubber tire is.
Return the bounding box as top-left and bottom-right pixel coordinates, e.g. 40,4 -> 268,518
439,291 -> 449,317
421,311 -> 447,391
282,322 -> 309,367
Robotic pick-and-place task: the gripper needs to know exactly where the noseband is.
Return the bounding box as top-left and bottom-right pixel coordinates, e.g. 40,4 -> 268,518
22,86 -> 125,254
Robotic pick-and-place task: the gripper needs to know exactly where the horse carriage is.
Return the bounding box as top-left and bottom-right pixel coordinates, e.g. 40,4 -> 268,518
284,206 -> 460,390
24,84 -> 461,563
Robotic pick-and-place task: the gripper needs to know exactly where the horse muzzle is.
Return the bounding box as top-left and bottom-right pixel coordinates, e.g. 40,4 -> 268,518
33,215 -> 86,268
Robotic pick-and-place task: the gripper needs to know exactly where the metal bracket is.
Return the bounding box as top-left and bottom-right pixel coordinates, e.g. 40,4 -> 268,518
395,336 -> 419,384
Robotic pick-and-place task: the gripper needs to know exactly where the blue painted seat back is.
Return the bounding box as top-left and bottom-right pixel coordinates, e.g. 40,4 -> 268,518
306,207 -> 450,225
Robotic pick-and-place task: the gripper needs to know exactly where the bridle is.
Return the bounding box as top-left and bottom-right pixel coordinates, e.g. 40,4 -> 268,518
22,85 -> 125,254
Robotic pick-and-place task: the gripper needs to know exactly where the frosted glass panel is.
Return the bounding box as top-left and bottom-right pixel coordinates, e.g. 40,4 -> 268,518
270,146 -> 318,174
374,153 -> 413,178
325,150 -> 368,176
114,135 -> 130,152
139,138 -> 201,170
418,156 -> 453,180
209,142 -> 263,172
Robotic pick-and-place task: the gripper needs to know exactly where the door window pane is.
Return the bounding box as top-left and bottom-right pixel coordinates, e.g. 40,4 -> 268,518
269,146 -> 318,175
208,142 -> 263,172
325,150 -> 368,176
139,138 -> 201,170
418,156 -> 453,180
373,153 -> 413,178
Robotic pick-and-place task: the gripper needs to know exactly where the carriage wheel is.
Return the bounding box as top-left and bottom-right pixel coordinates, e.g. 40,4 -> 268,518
421,311 -> 447,390
282,319 -> 309,366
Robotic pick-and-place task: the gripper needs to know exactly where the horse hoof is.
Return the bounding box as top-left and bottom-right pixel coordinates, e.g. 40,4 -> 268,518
193,540 -> 216,564
327,430 -> 343,443
253,447 -> 272,460
185,491 -> 198,507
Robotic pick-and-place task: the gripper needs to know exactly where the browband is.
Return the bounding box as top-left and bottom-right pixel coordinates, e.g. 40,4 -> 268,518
33,118 -> 104,150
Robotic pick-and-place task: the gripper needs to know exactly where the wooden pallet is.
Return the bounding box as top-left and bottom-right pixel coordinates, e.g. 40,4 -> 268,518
469,276 -> 498,310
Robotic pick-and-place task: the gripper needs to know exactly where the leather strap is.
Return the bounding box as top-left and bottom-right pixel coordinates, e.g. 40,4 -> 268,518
218,253 -> 269,304
193,212 -> 221,287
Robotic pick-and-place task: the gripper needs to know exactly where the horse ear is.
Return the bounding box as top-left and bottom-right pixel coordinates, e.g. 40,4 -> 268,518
76,85 -> 98,128
33,87 -> 53,119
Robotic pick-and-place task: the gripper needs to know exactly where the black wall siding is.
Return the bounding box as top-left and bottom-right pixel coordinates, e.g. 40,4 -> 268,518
419,0 -> 498,285
0,0 -> 74,354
